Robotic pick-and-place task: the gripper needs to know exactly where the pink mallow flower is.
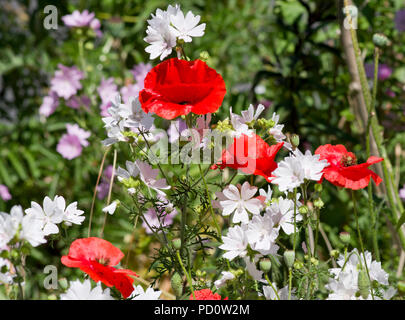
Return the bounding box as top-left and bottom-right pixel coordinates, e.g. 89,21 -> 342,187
400,185 -> 405,201
131,63 -> 152,88
62,10 -> 95,27
39,92 -> 59,117
0,185 -> 11,201
120,83 -> 141,104
98,78 -> 118,116
142,207 -> 177,234
66,95 -> 91,110
50,64 -> 84,100
365,63 -> 392,81
62,10 -> 102,37
57,124 -> 91,160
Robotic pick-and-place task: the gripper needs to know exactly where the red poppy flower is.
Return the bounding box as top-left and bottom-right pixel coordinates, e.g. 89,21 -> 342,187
314,144 -> 383,190
139,58 -> 226,120
212,133 -> 284,182
189,289 -> 228,300
61,237 -> 138,298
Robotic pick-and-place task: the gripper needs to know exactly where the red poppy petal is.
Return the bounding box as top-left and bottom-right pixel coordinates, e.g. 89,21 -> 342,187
139,58 -> 226,120
65,237 -> 124,266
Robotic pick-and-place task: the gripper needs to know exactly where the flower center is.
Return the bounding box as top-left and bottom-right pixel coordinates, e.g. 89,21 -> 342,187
340,153 -> 357,167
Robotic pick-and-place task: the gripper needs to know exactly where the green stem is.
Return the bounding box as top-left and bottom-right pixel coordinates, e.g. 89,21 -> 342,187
177,251 -> 195,299
343,2 -> 405,250
198,164 -> 221,236
264,274 -> 280,300
351,190 -> 375,300
288,268 -> 293,300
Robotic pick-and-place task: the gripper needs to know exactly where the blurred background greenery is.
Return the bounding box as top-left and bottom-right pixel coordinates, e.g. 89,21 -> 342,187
1,0 -> 405,298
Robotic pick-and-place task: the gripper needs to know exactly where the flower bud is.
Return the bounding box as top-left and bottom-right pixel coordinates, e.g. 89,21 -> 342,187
313,198 -> 324,209
173,238 -> 182,250
293,260 -> 304,270
372,33 -> 390,47
314,183 -> 323,193
199,51 -> 210,62
398,281 -> 405,293
291,134 -> 300,148
330,249 -> 340,259
298,205 -> 309,215
358,269 -> 370,299
310,257 -> 319,266
259,259 -> 272,273
231,269 -> 244,278
11,249 -> 19,259
284,250 -> 295,269
339,232 -> 351,245
171,272 -> 183,297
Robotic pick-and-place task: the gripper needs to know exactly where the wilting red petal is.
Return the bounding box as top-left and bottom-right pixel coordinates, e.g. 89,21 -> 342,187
315,144 -> 383,190
139,58 -> 226,120
214,134 -> 283,182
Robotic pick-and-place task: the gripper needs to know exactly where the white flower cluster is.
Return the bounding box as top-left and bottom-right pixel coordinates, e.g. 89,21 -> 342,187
215,183 -> 301,298
60,280 -> 162,300
272,149 -> 329,192
60,279 -> 114,300
102,95 -> 154,146
326,249 -> 396,300
0,196 -> 84,250
144,4 -> 206,60
218,183 -> 303,257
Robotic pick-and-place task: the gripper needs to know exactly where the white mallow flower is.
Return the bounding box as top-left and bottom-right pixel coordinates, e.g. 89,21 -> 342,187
145,18 -> 177,60
117,160 -> 140,182
269,112 -> 292,150
102,95 -> 127,146
240,104 -> 265,123
102,95 -> 155,146
261,283 -> 293,300
267,196 -> 302,235
102,200 -> 119,215
20,214 -> 46,247
118,97 -> 154,130
219,225 -> 248,261
220,182 -> 262,224
292,149 -> 329,181
136,160 -> 170,195
271,156 -> 305,192
259,186 -> 273,207
245,214 -> 279,255
326,249 -> 391,300
130,285 -> 162,300
243,256 -> 263,281
144,5 -> 205,60
169,10 -> 206,43
55,196 -> 85,226
229,107 -> 254,138
25,196 -> 64,236
144,5 -> 180,60
0,205 -> 23,247
60,279 -> 114,300
214,271 -> 235,289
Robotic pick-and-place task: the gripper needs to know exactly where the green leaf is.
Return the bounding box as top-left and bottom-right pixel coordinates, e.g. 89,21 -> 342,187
7,151 -> 28,181
396,211 -> 405,230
